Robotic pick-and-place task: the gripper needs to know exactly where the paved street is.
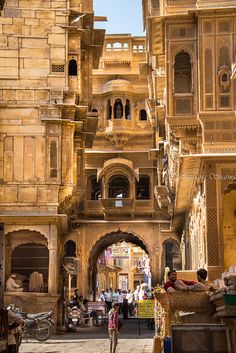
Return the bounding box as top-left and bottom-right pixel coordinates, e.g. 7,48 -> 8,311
19,319 -> 154,353
20,338 -> 153,353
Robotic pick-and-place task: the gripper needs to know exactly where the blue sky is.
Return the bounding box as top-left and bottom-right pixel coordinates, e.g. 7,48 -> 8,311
93,0 -> 145,36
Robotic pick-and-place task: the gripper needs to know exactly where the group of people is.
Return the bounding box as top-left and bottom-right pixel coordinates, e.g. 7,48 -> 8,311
67,268 -> 213,353
68,289 -> 99,326
99,284 -> 153,317
164,268 -> 214,293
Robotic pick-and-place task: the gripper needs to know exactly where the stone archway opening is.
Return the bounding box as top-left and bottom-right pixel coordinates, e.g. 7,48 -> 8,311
88,231 -> 152,298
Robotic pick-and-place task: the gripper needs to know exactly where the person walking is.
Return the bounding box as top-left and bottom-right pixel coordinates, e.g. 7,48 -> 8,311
118,289 -> 124,314
108,303 -> 119,353
104,288 -> 112,311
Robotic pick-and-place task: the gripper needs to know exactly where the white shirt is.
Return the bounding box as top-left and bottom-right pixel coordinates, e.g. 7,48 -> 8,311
100,293 -> 105,301
138,289 -> 145,300
104,291 -> 112,302
126,292 -> 133,304
6,277 -> 20,291
134,289 -> 139,301
118,293 -> 124,304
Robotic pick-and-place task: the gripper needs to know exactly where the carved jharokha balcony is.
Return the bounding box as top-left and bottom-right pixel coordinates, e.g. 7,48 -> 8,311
101,198 -> 135,216
84,198 -> 155,218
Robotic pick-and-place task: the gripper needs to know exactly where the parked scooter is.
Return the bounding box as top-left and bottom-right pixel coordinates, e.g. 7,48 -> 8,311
65,305 -> 81,332
8,304 -> 54,341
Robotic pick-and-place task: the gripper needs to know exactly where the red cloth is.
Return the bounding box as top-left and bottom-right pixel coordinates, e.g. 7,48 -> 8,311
108,309 -> 118,330
164,279 -> 196,292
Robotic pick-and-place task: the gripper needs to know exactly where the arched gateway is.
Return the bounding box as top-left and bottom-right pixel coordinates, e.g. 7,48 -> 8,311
87,230 -> 153,297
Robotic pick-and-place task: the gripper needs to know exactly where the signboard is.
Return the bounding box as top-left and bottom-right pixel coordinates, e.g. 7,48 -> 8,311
112,246 -> 129,259
137,300 -> 154,318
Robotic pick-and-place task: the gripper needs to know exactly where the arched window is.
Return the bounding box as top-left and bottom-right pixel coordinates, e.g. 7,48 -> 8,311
164,242 -> 174,270
125,99 -> 131,119
222,73 -> 228,82
106,43 -> 112,51
114,98 -> 123,119
163,240 -> 181,271
113,42 -> 122,51
139,109 -> 147,121
50,140 -> 57,178
89,175 -> 102,200
136,175 -> 150,199
107,99 -> 112,120
69,59 -> 78,76
64,240 -> 76,257
11,243 -> 49,292
108,175 -> 129,198
92,108 -> 98,113
174,52 -> 192,93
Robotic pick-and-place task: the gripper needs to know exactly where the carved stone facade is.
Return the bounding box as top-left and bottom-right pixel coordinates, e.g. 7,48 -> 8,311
143,0 -> 236,280
71,35 -> 177,296
0,0 -> 104,319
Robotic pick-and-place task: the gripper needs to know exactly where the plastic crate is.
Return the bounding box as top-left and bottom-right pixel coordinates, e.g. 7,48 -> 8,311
223,294 -> 236,305
163,336 -> 171,353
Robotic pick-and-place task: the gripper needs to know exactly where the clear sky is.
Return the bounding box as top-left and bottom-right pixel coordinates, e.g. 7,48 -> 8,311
93,0 -> 145,36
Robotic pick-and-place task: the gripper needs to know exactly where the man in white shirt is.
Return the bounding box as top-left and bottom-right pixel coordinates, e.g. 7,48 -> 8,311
6,274 -> 23,292
100,290 -> 106,302
126,290 -> 134,316
118,290 -> 124,314
104,288 -> 112,311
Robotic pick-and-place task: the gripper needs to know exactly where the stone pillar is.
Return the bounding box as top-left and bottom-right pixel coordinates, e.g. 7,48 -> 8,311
48,224 -> 58,295
150,246 -> 161,286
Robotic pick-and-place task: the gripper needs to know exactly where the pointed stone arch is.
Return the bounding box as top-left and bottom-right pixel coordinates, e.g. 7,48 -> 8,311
87,230 -> 151,295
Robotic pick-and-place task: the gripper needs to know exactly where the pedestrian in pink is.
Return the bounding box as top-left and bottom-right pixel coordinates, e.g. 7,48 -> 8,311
108,303 -> 119,353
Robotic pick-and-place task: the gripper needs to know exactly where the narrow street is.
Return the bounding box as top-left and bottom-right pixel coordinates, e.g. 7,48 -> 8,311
20,338 -> 153,353
20,319 -> 154,353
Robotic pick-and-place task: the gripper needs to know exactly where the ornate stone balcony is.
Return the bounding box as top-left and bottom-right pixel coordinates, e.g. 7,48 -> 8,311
83,198 -> 156,218
105,119 -> 133,149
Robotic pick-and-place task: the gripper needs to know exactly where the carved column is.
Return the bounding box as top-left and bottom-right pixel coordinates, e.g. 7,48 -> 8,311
150,246 -> 161,285
205,163 -> 222,279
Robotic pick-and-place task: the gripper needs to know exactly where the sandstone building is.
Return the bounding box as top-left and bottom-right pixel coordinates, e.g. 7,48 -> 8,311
0,0 -> 104,319
142,0 -> 236,280
69,34 -> 176,297
0,0 -> 236,323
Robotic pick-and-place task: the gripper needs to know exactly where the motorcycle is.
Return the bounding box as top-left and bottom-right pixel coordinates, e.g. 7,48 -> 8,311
65,305 -> 81,332
8,305 -> 54,342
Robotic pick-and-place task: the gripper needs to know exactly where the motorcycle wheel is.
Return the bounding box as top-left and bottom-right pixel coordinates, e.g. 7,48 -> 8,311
34,319 -> 51,341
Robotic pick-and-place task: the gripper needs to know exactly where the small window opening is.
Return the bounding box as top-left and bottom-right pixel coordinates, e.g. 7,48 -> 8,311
125,99 -> 131,119
136,175 -> 150,200
114,99 -> 123,119
90,176 -> 102,200
64,240 -> 76,257
50,140 -> 57,178
107,99 -> 112,120
69,59 -> 78,76
139,109 -> 147,121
